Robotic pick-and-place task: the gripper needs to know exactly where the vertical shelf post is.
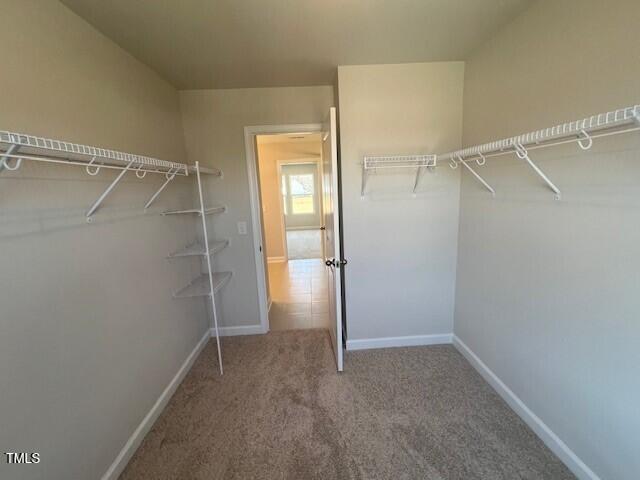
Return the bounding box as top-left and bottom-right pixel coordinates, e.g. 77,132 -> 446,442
361,163 -> 369,197
196,161 -> 224,375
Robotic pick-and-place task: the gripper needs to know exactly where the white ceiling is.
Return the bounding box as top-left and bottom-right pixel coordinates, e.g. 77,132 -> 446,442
60,0 -> 533,90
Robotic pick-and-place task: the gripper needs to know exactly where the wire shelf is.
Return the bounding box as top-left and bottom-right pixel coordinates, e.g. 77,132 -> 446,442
188,164 -> 222,176
168,239 -> 229,258
0,130 -> 188,175
441,104 -> 640,162
173,272 -> 232,298
438,103 -> 640,200
361,154 -> 437,196
363,154 -> 436,170
162,205 -> 226,216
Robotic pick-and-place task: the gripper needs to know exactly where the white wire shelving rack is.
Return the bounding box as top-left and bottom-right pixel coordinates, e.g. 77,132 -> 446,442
1,129 -> 229,372
167,161 -> 230,375
0,129 -> 190,220
361,154 -> 437,196
439,104 -> 640,199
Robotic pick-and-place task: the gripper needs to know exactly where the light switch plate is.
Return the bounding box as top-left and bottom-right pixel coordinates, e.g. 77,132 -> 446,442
237,221 -> 248,235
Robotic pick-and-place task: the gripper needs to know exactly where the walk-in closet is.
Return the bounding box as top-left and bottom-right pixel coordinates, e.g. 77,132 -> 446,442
1,1 -> 638,479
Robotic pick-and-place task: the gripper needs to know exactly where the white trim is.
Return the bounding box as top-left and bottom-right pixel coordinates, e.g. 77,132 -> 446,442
101,330 -> 210,480
452,335 -> 600,480
267,256 -> 286,263
213,325 -> 265,337
346,333 -> 453,351
277,161 -> 289,261
244,123 -> 323,335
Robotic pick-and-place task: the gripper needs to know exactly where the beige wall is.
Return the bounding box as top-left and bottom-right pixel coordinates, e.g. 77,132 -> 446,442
0,2 -> 206,479
338,62 -> 464,341
456,1 -> 640,479
180,86 -> 334,328
257,140 -> 321,259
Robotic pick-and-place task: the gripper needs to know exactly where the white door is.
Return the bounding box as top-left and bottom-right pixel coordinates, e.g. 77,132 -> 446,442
322,107 -> 344,372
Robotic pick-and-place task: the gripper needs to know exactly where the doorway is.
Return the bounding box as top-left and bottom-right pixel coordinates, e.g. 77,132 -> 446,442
253,132 -> 330,332
244,110 -> 344,371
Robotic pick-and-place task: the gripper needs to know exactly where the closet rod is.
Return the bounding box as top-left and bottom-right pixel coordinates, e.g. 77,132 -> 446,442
361,154 -> 436,196
0,129 -> 192,220
440,104 -> 640,199
441,104 -> 640,164
0,130 -> 188,175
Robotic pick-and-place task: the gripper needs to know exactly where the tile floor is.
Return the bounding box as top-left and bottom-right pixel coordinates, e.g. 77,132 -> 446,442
286,229 -> 323,259
268,258 -> 330,331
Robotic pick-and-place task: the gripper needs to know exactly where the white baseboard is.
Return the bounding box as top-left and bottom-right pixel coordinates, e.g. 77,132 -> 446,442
285,225 -> 322,231
101,330 -> 210,480
346,333 -> 452,351
452,335 -> 600,480
213,324 -> 265,337
267,256 -> 286,263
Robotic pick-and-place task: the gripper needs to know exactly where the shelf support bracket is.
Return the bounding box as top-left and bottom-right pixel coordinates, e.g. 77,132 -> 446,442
361,163 -> 369,197
144,168 -> 177,210
457,154 -> 496,197
412,166 -> 429,193
514,142 -> 561,200
0,144 -> 20,174
86,159 -> 135,221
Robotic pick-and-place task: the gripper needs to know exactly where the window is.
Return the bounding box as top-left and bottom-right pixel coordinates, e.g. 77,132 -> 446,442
289,174 -> 315,214
282,171 -> 315,215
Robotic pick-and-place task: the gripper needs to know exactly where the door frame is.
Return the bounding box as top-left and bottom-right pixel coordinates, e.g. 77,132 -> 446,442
244,123 -> 323,334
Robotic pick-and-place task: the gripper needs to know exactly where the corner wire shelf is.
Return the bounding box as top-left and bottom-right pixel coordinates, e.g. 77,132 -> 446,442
162,205 -> 226,216
0,129 -> 190,220
169,161 -> 227,375
167,239 -> 229,258
144,164 -> 221,213
361,154 -> 437,196
439,104 -> 640,199
188,164 -> 222,177
173,271 -> 232,298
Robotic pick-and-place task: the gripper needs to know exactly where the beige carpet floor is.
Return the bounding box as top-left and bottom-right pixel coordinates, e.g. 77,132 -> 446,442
286,229 -> 323,259
120,330 -> 575,480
